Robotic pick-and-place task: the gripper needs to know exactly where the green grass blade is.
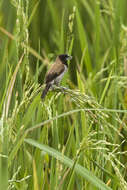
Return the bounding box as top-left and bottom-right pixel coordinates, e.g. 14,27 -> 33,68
27,1 -> 40,27
76,8 -> 92,74
0,122 -> 8,190
25,138 -> 112,190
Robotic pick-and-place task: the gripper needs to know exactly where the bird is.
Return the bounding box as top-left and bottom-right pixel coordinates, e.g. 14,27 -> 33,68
41,54 -> 72,99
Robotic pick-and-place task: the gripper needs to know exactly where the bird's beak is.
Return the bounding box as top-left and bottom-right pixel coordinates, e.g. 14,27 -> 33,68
67,55 -> 72,60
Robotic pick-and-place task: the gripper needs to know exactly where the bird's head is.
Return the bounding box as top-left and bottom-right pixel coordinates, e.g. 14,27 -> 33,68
58,54 -> 72,64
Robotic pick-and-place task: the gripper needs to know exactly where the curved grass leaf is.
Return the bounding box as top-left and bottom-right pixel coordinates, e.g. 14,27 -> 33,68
25,138 -> 112,190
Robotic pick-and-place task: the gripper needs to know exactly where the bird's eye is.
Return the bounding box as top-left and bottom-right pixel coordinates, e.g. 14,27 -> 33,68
65,55 -> 72,60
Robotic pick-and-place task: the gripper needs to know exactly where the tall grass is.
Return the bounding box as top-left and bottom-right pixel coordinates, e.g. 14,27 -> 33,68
0,0 -> 127,189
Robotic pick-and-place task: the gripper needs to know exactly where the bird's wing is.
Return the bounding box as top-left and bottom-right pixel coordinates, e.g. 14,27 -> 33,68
45,62 -> 65,83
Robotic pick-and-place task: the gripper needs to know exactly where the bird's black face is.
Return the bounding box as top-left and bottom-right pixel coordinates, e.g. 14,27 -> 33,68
59,54 -> 72,63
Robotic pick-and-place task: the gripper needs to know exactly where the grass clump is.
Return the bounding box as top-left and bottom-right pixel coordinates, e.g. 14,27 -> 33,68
0,0 -> 127,190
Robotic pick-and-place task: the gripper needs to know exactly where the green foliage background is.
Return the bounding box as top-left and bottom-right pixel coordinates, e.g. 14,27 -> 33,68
0,0 -> 127,189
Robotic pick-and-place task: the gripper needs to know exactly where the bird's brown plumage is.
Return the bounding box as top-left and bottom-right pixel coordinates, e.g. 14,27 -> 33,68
41,54 -> 72,100
45,58 -> 65,83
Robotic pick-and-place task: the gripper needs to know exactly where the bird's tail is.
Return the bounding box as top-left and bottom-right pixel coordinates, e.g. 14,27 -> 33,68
41,83 -> 51,100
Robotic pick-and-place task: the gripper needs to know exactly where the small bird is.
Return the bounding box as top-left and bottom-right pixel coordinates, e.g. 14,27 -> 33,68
41,54 -> 72,99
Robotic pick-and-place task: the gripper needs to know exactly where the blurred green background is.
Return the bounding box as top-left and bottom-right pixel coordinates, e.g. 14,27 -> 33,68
0,0 -> 127,190
0,0 -> 126,92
